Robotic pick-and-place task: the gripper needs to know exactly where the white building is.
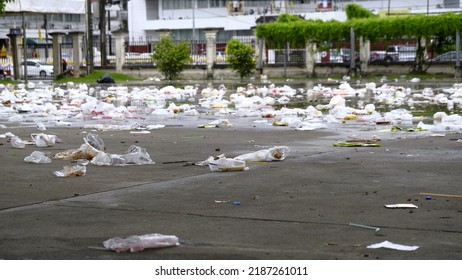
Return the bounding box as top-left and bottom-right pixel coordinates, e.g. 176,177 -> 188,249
127,0 -> 461,42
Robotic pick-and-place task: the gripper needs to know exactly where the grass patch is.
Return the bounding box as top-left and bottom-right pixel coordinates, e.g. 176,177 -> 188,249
0,78 -> 20,85
54,70 -> 141,84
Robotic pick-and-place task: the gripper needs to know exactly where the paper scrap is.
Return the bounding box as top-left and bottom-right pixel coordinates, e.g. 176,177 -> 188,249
384,204 -> 418,209
367,240 -> 419,251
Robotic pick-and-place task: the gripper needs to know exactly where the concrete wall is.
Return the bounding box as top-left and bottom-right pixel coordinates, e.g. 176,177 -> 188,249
121,63 -> 458,80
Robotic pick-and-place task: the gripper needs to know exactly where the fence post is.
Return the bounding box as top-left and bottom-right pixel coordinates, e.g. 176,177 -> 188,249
359,36 -> 370,73
204,29 -> 218,79
456,30 -> 461,79
7,32 -> 22,80
349,26 -> 356,76
112,30 -> 127,73
71,31 -> 84,78
49,31 -> 66,76
305,42 -> 316,77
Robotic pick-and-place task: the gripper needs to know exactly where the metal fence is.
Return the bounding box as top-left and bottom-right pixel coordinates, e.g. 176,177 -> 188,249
3,35 -> 458,80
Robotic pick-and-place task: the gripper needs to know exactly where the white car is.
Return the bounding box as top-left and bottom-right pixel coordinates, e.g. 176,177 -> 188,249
21,60 -> 54,78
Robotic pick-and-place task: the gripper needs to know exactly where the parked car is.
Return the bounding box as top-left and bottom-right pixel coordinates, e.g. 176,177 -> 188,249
316,48 -> 359,64
338,48 -> 360,63
20,60 -> 54,77
430,51 -> 462,62
371,45 -> 417,62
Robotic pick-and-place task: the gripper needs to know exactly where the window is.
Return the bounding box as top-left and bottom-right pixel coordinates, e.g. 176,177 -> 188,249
64,14 -> 81,23
210,0 -> 226,7
198,0 -> 226,8
163,0 -> 192,9
245,1 -> 270,7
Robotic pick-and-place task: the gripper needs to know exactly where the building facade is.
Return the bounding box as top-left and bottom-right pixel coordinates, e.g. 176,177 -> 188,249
127,0 -> 461,43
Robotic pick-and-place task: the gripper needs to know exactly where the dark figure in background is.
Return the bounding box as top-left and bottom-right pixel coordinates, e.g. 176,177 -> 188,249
62,59 -> 67,72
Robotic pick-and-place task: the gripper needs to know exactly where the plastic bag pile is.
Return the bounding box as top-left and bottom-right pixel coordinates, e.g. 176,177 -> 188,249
1,80 -> 462,133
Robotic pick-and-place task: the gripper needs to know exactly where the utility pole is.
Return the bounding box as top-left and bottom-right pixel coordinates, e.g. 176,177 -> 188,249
86,0 -> 94,73
99,0 -> 107,67
192,0 -> 197,55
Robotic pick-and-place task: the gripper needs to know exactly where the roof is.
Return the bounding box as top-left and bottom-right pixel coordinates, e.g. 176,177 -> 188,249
5,0 -> 85,14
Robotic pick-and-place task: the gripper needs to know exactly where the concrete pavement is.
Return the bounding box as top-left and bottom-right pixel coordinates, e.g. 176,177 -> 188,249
1,117 -> 461,259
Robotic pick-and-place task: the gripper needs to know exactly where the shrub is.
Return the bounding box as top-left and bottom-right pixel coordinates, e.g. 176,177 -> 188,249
225,39 -> 256,79
152,37 -> 190,80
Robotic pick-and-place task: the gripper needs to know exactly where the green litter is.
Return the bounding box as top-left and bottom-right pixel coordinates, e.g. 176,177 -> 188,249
197,125 -> 218,128
333,141 -> 381,147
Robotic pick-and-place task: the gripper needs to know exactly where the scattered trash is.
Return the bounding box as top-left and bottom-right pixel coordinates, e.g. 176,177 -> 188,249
234,146 -> 289,162
420,192 -> 462,199
90,145 -> 155,166
84,132 -> 105,151
36,122 -> 46,131
11,136 -> 25,149
198,119 -> 233,128
349,222 -> 380,234
103,233 -> 180,253
31,133 -> 60,147
333,141 -> 381,147
24,151 -> 52,164
130,130 -> 151,134
367,240 -> 419,251
207,156 -> 247,172
53,165 -> 86,177
96,73 -> 115,84
384,204 -> 418,209
54,143 -> 100,160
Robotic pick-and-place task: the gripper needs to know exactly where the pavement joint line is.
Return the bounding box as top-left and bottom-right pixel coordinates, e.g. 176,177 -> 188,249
20,202 -> 462,234
0,172 -> 224,214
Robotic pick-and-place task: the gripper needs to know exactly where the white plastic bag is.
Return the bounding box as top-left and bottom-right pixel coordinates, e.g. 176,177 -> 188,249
53,143 -> 100,160
90,152 -> 113,166
234,146 -> 289,162
208,157 -> 247,172
36,122 -> 47,131
24,151 -> 52,164
115,145 -> 154,166
103,233 -> 180,253
53,165 -> 86,177
84,132 -> 105,151
31,133 -> 59,147
11,136 -> 25,149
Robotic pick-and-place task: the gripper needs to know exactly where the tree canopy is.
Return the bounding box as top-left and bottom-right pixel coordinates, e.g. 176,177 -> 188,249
152,37 -> 190,81
1,0 -> 14,13
256,3 -> 462,46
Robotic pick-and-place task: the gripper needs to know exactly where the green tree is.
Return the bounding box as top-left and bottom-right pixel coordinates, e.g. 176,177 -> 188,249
152,37 -> 190,81
1,0 -> 14,13
225,39 -> 256,79
345,3 -> 376,20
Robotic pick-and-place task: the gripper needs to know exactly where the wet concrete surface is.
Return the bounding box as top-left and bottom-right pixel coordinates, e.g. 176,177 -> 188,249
1,117 -> 461,259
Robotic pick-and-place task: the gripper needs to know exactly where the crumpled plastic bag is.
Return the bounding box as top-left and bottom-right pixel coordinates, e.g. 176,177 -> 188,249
11,136 -> 26,149
234,146 -> 289,162
207,156 -> 247,172
90,151 -> 113,166
54,143 -> 100,160
53,165 -> 86,177
24,151 -> 52,164
198,119 -> 233,128
90,145 -> 154,166
84,132 -> 105,151
103,233 -> 180,253
36,122 -> 47,131
31,133 -> 60,147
